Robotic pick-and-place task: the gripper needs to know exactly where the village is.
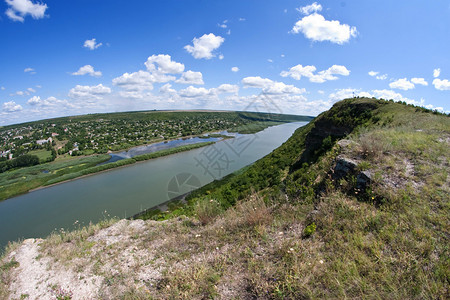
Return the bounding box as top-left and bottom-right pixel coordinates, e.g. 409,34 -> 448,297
0,112 -> 248,161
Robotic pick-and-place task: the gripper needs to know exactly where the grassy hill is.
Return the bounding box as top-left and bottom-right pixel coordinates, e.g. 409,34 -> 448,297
1,98 -> 448,299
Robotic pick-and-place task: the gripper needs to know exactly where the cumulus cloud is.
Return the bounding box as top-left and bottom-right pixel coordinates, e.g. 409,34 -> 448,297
159,83 -> 176,94
2,101 -> 23,112
328,88 -> 442,112
83,38 -> 102,50
389,78 -> 415,90
432,78 -> 450,91
368,71 -> 378,77
178,86 -> 211,98
27,95 -> 74,108
145,54 -> 185,74
113,55 -> 188,98
72,65 -> 102,77
68,84 -> 111,100
231,67 -> 239,72
376,74 -> 387,80
291,13 -> 357,44
433,68 -> 440,78
184,33 -> 225,59
411,78 -> 428,86
112,71 -> 156,92
5,0 -> 47,22
175,70 -> 204,85
297,2 -> 322,15
214,84 -> 239,94
241,76 -> 274,88
10,87 -> 37,96
281,64 -> 350,83
1,87 -> 5,90
242,76 -> 304,95
328,88 -> 372,102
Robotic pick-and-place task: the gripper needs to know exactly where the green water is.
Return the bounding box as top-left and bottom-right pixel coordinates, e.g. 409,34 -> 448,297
0,122 -> 307,250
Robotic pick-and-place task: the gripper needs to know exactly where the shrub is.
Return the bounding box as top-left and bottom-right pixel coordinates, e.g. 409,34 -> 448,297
194,198 -> 223,225
303,222 -> 316,238
239,195 -> 272,227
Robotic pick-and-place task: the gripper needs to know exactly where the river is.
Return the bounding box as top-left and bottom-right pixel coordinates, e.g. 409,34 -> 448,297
0,122 -> 307,250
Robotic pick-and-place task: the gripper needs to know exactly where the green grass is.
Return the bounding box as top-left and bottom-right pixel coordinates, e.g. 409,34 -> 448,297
28,149 -> 53,163
230,121 -> 285,134
1,98 -> 448,298
131,98 -> 449,298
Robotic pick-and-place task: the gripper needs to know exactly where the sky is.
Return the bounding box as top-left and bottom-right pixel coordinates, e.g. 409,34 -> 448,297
0,0 -> 449,126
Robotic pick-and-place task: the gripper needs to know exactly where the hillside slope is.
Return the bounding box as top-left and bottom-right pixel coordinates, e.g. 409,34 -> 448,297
1,98 -> 448,299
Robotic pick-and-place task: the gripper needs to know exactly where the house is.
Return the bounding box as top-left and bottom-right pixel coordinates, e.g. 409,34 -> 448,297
36,139 -> 48,145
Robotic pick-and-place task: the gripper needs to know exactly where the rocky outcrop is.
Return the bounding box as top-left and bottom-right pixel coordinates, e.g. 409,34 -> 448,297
332,155 -> 372,192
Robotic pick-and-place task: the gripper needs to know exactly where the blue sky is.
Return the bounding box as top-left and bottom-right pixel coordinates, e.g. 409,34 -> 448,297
1,0 -> 449,125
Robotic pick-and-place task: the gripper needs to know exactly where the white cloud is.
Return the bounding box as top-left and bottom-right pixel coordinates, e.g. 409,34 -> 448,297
433,68 -> 441,78
242,76 -> 274,88
27,96 -> 74,108
263,82 -> 305,95
184,33 -> 225,59
176,71 -> 204,85
267,59 -> 273,63
112,71 -> 156,91
27,87 -> 35,93
242,76 -> 304,95
291,13 -> 357,44
371,89 -> 420,104
178,86 -> 211,98
281,64 -> 350,83
231,67 -> 239,72
83,38 -> 102,50
411,78 -> 428,86
328,88 -> 372,102
1,87 -> 5,90
432,78 -> 450,91
389,78 -> 415,90
3,101 -> 23,112
215,84 -> 239,94
24,67 -> 35,74
72,65 -> 102,77
368,71 -> 388,80
160,83 -> 176,94
113,55 -> 186,98
297,2 -> 322,15
145,54 -> 185,74
5,0 -> 47,22
27,95 -> 40,105
239,18 -> 246,21
68,84 -> 111,100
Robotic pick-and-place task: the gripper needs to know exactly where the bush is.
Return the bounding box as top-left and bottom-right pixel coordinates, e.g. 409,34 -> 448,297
194,198 -> 223,225
239,195 -> 272,227
303,222 -> 316,238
